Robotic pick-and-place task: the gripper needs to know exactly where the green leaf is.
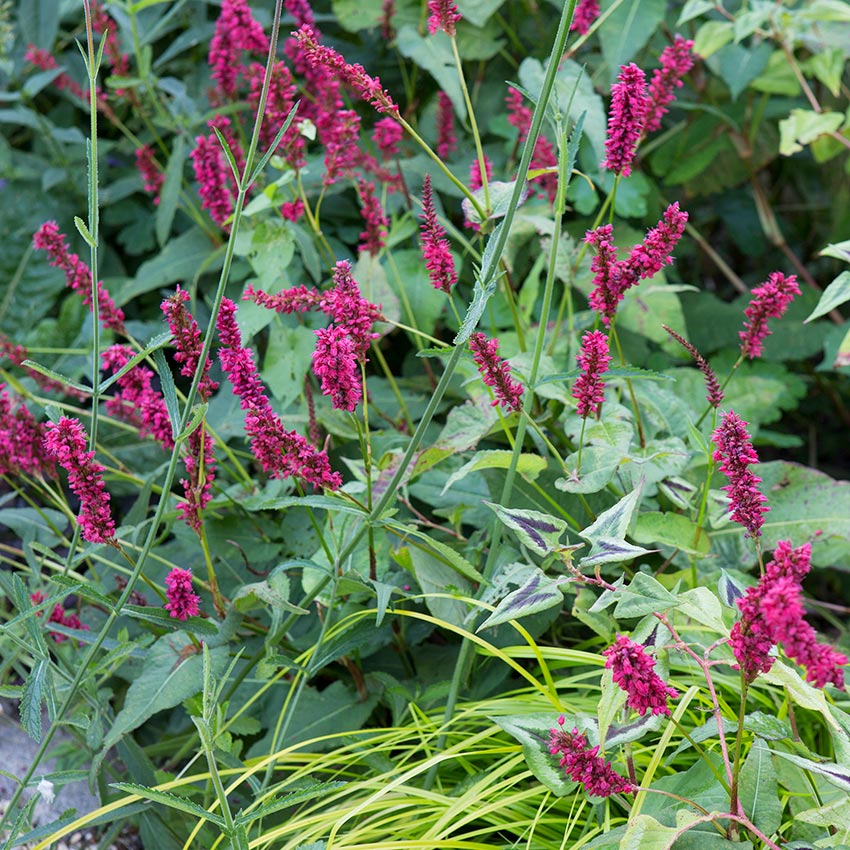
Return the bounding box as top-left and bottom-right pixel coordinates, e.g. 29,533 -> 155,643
231,578 -> 309,616
492,714 -> 573,796
675,587 -> 726,633
110,783 -> 226,828
17,0 -> 59,49
804,47 -> 845,97
233,782 -> 346,827
382,520 -> 483,582
804,271 -> 850,323
155,136 -> 185,246
153,349 -> 180,442
632,512 -> 709,557
100,634 -> 229,757
769,750 -> 850,793
20,659 -> 49,742
820,239 -> 850,263
477,568 -> 566,630
96,331 -> 172,393
677,0 -> 714,24
120,605 -> 218,635
779,109 -> 844,156
713,41 -> 772,100
330,0 -> 384,32
20,361 -> 91,396
395,27 -> 467,122
612,572 -> 680,619
442,451 -> 546,495
454,220 -> 504,345
73,216 -> 96,248
692,20 -> 734,59
456,0 -> 505,27
484,502 -> 569,556
406,544 -> 474,627
738,738 -> 782,837
599,0 -> 665,81
620,814 -> 680,850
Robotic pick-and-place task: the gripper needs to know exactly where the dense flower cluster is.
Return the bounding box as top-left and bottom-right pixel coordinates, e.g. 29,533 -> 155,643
312,325 -> 362,411
0,334 -> 86,399
663,325 -> 723,408
572,330 -> 611,418
644,36 -> 695,134
420,175 -> 457,294
208,0 -> 268,100
711,410 -> 768,538
729,541 -> 846,688
602,63 -> 648,177
570,0 -> 599,34
0,387 -> 51,477
739,272 -> 801,359
373,116 -> 403,159
436,92 -> 457,160
30,591 -> 90,643
33,221 -> 126,334
585,203 -> 688,325
101,345 -> 174,450
164,567 -> 202,620
427,0 -> 462,36
44,417 -> 116,544
468,333 -> 524,412
603,635 -> 678,716
469,155 -> 492,191
549,717 -> 634,797
190,132 -> 236,228
246,61 -> 303,167
135,145 -> 164,203
357,178 -> 388,256
217,298 -> 342,488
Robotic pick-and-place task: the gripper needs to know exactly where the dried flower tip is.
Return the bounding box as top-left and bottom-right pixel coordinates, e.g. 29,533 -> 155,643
469,332 -> 524,412
602,63 -> 649,178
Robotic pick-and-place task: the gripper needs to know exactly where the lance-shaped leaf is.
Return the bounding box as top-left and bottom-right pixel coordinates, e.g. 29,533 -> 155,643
612,572 -> 680,619
578,482 -> 649,567
580,537 -> 655,569
441,451 -> 546,495
477,568 -> 567,631
484,502 -> 569,556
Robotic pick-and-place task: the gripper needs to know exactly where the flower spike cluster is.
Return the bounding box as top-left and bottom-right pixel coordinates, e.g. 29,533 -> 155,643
730,541 -> 846,689
585,203 -> 688,325
603,635 -> 678,716
572,330 -> 611,418
739,272 -> 800,359
420,175 -> 457,294
645,36 -> 696,134
164,567 -> 202,621
549,717 -> 634,797
33,222 -> 126,335
602,63 -> 649,178
135,146 -> 164,203
469,333 -> 524,412
44,417 -> 116,545
711,411 -> 769,538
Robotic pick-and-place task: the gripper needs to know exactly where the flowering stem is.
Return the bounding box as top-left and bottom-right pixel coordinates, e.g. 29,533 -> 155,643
449,36 -> 490,214
728,672 -> 749,829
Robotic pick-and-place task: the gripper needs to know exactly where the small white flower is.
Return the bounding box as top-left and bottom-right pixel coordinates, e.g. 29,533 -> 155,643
36,778 -> 55,805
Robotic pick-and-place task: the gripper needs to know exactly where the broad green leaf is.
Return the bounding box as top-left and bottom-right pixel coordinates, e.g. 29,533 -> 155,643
820,239 -> 850,263
833,325 -> 850,368
597,668 -> 626,752
17,0 -> 59,49
675,587 -> 726,633
749,49 -> 801,96
382,520 -> 483,582
477,568 -> 566,630
801,0 -> 850,21
612,572 -> 680,619
738,738 -> 781,837
794,796 -> 850,829
331,0 -> 384,31
232,578 -> 309,616
804,271 -> 850,323
407,544 -> 474,627
579,484 -> 643,545
599,0 -> 665,81
581,537 -> 655,569
557,445 -> 623,493
632,512 -> 710,557
118,605 -> 217,636
395,27 -> 467,122
101,634 -> 229,756
442,451 -> 547,494
462,180 -> 530,226
779,109 -> 844,156
692,20 -> 734,59
389,249 -> 452,340
111,783 -> 226,827
770,749 -> 850,793
456,0 -> 505,27
762,660 -> 841,730
485,502 -> 569,556
804,47 -> 845,97
620,814 -> 680,850
713,41 -> 772,100
155,136 -> 185,246
677,0 -> 714,24
492,714 -> 573,796
262,324 -> 315,409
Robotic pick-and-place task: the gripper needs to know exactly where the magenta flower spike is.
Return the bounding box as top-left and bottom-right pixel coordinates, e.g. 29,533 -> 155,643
191,134 -> 235,228
0,387 -> 51,477
33,221 -> 126,335
373,117 -> 403,159
572,330 -> 612,418
208,0 -> 268,100
645,36 -> 695,134
312,326 -> 362,412
570,0 -> 599,34
626,201 -> 688,280
164,567 -> 202,621
468,332 -> 524,412
135,146 -> 164,203
357,178 -> 388,256
427,0 -> 462,36
436,91 -> 457,159
730,541 -> 846,689
549,718 -> 634,797
44,417 -> 116,545
602,63 -> 649,178
739,272 -> 800,359
711,410 -> 769,539
469,155 -> 492,191
603,635 -> 678,716
420,175 -> 457,294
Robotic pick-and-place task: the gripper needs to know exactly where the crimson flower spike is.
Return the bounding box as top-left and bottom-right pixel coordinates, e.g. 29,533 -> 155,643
739,272 -> 800,359
602,63 -> 649,178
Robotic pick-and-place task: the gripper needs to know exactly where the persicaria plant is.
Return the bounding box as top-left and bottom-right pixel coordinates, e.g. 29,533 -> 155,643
2,1 -> 849,849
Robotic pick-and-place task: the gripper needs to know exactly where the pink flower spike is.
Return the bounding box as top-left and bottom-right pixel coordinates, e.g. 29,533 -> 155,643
0,387 -> 51,477
428,0 -> 462,37
373,116 -> 403,159
739,272 -> 800,359
469,332 -> 524,412
135,146 -> 164,203
420,174 -> 457,294
33,221 -> 126,335
208,0 -> 268,99
549,724 -> 634,797
603,635 -> 678,716
164,567 -> 201,620
645,36 -> 695,134
313,326 -> 362,411
711,410 -> 769,538
602,63 -> 649,178
469,155 -> 492,192
436,91 -> 457,159
191,134 -> 235,229
44,417 -> 116,545
627,202 -> 688,280
570,0 -> 599,35
572,330 -> 611,418
357,178 -> 388,256
161,288 -> 219,402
